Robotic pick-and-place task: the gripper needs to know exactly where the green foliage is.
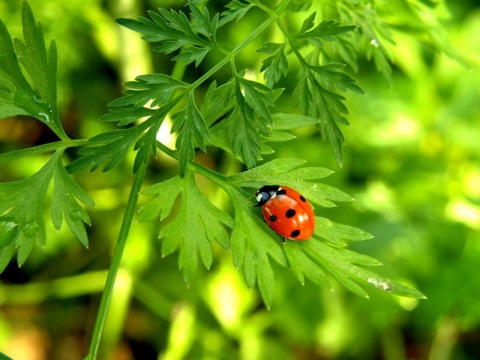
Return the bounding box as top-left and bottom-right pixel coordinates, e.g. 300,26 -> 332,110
138,171 -> 233,283
334,0 -> 395,81
172,93 -> 210,176
0,0 -> 426,304
0,0 -> 463,357
0,1 -> 66,139
257,41 -> 288,88
117,3 -> 219,67
0,150 -> 93,272
51,154 -> 94,245
82,0 -> 366,175
219,0 -> 255,26
0,352 -> 13,360
136,156 -> 425,308
0,3 -> 93,269
225,158 -> 424,306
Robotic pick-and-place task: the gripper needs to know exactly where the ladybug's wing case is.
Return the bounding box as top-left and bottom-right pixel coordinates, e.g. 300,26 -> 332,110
283,186 -> 316,229
262,193 -> 314,241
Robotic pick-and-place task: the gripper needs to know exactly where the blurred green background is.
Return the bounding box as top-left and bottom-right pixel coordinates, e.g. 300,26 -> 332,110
1,0 -> 480,359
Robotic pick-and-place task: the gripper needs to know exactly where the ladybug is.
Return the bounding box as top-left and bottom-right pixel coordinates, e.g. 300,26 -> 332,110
255,185 -> 315,241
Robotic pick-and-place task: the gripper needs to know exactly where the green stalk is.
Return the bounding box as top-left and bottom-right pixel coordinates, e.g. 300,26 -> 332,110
187,14 -> 276,92
84,161 -> 147,360
272,9 -> 311,69
0,139 -> 89,165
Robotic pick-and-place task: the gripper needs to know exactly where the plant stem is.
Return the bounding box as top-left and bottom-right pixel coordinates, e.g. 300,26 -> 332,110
84,161 -> 147,360
155,140 -> 228,184
256,0 -> 291,18
187,13 -> 275,92
0,139 -> 89,165
274,14 -> 310,69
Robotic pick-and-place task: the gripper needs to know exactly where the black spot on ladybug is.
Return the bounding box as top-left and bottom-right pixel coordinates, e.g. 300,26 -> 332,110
290,229 -> 300,237
286,209 -> 296,218
277,189 -> 287,196
269,215 -> 277,222
299,195 -> 306,202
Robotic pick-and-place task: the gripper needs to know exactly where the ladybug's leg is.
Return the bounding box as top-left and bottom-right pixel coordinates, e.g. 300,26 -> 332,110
282,237 -> 286,245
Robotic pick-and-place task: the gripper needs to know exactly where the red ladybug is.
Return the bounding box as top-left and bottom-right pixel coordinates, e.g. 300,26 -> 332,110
255,185 -> 315,241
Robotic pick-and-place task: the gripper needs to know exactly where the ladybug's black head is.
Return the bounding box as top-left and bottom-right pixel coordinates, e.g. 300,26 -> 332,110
254,185 -> 280,207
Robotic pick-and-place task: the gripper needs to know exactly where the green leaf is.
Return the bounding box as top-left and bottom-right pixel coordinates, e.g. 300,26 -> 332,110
157,8 -> 199,43
267,130 -> 296,142
172,92 -> 210,177
283,242 -> 331,288
139,173 -> 233,284
138,176 -> 182,222
99,84 -> 173,174
0,154 -> 55,267
47,34 -> 58,111
108,74 -> 187,109
229,158 -> 352,210
219,0 -> 254,27
66,128 -> 141,173
52,154 -> 95,247
335,1 -> 394,82
0,2 -> 64,138
227,187 -> 287,308
0,352 -> 13,360
0,352 -> 14,360
0,219 -> 18,273
201,80 -> 236,126
229,158 -> 335,187
173,46 -> 211,67
204,79 -> 272,167
229,158 -> 308,185
299,241 -> 426,298
0,19 -> 31,118
371,45 -> 393,83
299,11 -> 316,34
189,3 -> 218,40
297,19 -> 356,42
222,158 -> 424,304
73,74 -> 176,174
237,77 -> 274,123
271,113 -> 319,130
208,77 -> 275,168
309,64 -> 364,94
16,2 -> 48,98
286,13 -> 365,167
256,254 -> 275,309
322,33 -> 359,72
257,42 -> 288,87
315,217 -> 373,246
0,242 -> 15,274
15,3 -> 62,135
133,125 -> 159,173
293,67 -> 354,167
227,107 -> 264,168
101,107 -> 156,126
117,6 -> 214,66
0,150 -> 94,270
0,220 -> 18,249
